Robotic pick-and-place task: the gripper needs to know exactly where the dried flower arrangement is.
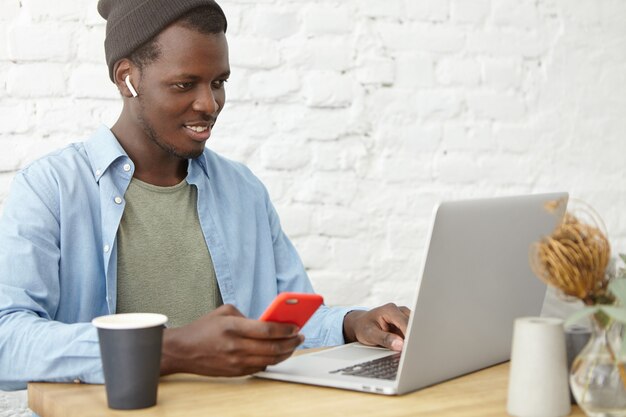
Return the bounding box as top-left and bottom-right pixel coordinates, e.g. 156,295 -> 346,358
529,197 -> 626,394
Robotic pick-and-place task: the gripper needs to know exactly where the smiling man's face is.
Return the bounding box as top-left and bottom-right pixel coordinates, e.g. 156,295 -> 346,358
132,23 -> 230,160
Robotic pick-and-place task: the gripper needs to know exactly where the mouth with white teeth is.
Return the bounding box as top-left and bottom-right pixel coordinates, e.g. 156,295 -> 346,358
183,123 -> 213,141
185,125 -> 208,133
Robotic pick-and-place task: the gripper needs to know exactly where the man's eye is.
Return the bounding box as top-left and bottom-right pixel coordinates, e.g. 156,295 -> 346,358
175,82 -> 194,90
212,79 -> 228,89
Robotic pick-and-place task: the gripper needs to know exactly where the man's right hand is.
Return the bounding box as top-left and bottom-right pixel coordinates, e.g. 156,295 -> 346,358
160,304 -> 304,377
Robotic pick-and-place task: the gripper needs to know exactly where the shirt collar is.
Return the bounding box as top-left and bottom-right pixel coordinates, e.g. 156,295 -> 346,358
84,124 -> 211,183
84,125 -> 130,182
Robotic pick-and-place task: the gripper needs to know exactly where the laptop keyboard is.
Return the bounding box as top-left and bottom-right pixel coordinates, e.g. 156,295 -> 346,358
329,353 -> 401,380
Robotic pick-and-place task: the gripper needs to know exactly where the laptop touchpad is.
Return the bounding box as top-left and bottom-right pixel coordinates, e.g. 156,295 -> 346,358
315,345 -> 392,361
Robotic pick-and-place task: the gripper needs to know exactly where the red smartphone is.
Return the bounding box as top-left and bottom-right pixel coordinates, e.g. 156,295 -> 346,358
259,292 -> 324,328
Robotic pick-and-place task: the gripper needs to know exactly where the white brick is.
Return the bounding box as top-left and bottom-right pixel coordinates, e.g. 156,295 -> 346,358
368,277 -> 417,308
311,139 -> 368,172
467,31 -> 547,58
331,238 -> 372,271
278,107 -> 353,141
1,0 -> 626,315
0,0 -> 21,22
260,142 -> 310,171
384,218 -> 423,253
85,0 -> 105,26
366,88 -> 419,123
69,64 -> 118,99
436,58 -> 481,86
8,23 -> 73,61
376,22 -> 464,53
0,171 -> 16,216
314,206 -> 364,238
0,64 -> 8,95
223,68 -> 249,102
0,136 -> 39,171
0,389 -> 29,417
22,0 -> 84,21
434,153 -> 481,184
451,0 -> 490,24
482,58 -> 521,91
282,38 -> 353,72
479,155 -> 534,186
374,122 -> 442,154
0,26 -> 9,60
373,152 -> 434,183
76,26 -> 106,64
250,9 -> 299,40
307,271 -> 370,306
467,92 -> 526,121
0,103 -> 31,134
415,90 -> 462,120
395,53 -> 435,88
216,103 -> 275,140
223,0 -> 275,3
493,0 -> 539,30
295,174 -> 358,206
218,3 -> 242,35
358,0 -> 404,18
442,122 -> 494,151
7,63 -> 66,97
95,99 -> 123,127
293,236 -> 332,270
34,99 -> 106,135
275,204 -> 313,238
254,171 -> 289,203
405,0 -> 449,22
248,69 -> 299,100
303,4 -> 354,36
228,37 -> 280,69
493,125 -> 533,153
356,57 -> 395,85
560,0 -> 601,26
302,72 -> 354,108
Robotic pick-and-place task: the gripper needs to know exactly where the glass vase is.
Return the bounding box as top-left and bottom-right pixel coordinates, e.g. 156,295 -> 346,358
570,317 -> 626,417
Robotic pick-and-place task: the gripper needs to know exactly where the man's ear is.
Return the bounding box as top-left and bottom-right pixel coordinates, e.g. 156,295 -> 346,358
113,59 -> 138,98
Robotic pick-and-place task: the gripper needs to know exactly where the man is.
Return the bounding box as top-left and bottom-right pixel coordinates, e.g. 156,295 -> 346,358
0,0 -> 409,390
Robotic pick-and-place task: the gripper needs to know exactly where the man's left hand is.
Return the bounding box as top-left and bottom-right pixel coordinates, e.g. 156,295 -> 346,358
342,303 -> 411,352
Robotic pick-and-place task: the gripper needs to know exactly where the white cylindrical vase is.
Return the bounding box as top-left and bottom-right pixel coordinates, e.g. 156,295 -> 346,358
507,317 -> 571,417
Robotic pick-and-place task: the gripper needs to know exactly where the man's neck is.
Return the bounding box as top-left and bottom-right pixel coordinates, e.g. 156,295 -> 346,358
111,117 -> 188,187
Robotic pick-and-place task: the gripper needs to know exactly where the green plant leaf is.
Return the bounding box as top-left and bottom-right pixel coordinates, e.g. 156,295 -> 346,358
610,279 -> 626,307
620,254 -> 626,265
565,306 -> 600,327
601,306 -> 626,324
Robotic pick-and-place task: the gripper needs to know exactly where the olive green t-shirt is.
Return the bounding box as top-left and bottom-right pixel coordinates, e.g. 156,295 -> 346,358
116,178 -> 222,328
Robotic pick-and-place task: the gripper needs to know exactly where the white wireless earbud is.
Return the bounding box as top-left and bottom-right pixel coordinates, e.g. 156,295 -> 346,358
124,75 -> 138,98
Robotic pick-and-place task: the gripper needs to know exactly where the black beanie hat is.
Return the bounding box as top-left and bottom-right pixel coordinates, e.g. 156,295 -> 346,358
98,0 -> 227,82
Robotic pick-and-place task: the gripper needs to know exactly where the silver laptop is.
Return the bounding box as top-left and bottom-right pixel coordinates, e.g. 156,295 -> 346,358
256,192 -> 568,395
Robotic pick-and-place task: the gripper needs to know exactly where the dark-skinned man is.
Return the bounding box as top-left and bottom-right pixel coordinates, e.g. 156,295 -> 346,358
0,0 -> 409,389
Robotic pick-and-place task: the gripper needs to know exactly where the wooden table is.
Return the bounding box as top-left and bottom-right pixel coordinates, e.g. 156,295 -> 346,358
29,361 -> 584,417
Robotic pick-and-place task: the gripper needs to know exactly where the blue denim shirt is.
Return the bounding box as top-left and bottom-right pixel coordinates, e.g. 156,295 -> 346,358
0,125 -> 352,390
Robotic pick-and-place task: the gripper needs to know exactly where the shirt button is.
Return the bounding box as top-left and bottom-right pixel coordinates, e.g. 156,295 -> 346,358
95,169 -> 101,176
123,164 -> 131,172
103,244 -> 110,253
114,196 -> 123,204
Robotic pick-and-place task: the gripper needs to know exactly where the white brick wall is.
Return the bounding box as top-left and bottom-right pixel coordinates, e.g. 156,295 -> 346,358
1,0 -> 626,412
1,0 -> 625,305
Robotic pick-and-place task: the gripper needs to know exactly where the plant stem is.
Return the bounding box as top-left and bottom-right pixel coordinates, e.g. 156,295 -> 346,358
594,314 -> 626,390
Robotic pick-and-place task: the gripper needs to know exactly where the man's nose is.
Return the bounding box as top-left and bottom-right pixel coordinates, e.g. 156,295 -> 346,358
192,86 -> 219,114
